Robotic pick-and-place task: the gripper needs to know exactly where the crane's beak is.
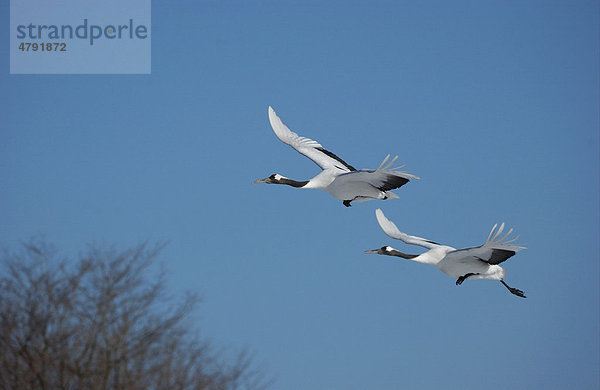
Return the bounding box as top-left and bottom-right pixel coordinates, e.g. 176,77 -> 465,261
364,249 -> 380,254
253,177 -> 269,184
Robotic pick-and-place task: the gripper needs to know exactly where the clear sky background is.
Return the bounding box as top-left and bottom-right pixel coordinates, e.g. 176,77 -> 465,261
2,1 -> 599,389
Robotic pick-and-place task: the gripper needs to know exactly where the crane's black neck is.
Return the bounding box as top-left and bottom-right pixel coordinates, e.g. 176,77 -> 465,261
277,177 -> 309,188
387,249 -> 418,259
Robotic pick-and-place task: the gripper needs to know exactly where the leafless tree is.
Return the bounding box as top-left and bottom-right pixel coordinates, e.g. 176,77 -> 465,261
0,240 -> 268,390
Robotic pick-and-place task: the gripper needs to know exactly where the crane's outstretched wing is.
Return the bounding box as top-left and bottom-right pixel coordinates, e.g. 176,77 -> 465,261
336,154 -> 419,192
268,106 -> 356,172
444,223 -> 526,265
374,208 -> 440,249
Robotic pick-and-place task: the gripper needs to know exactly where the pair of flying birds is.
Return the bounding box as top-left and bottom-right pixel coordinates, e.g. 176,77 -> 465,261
254,107 -> 526,298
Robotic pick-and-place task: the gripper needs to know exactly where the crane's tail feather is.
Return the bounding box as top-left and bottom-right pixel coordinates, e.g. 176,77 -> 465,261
498,227 -> 514,242
486,222 -> 525,250
487,223 -> 498,242
503,234 -> 520,244
385,191 -> 400,199
378,154 -> 391,170
492,222 -> 505,241
377,154 -> 420,179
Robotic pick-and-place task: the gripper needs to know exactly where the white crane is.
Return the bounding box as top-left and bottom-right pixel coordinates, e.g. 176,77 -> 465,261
253,107 -> 419,207
365,209 -> 527,298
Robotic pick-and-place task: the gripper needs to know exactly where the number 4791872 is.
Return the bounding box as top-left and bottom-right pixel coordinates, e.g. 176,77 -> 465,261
18,42 -> 67,52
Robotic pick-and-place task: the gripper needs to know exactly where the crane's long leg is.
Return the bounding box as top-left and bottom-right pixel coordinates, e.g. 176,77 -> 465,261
501,280 -> 526,298
456,273 -> 479,285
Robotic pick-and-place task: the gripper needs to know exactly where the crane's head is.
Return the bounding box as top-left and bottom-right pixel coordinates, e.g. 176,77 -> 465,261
252,174 -> 283,184
364,246 -> 393,255
365,246 -> 418,259
253,174 -> 309,188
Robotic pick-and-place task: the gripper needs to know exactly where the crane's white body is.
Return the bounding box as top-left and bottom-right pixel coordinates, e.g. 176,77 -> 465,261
407,245 -> 507,281
254,107 -> 418,206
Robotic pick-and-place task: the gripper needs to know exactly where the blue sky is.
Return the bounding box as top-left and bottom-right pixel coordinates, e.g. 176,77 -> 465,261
2,1 -> 599,389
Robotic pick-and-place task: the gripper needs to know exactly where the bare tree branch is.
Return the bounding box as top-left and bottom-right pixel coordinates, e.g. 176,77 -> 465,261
0,241 -> 268,390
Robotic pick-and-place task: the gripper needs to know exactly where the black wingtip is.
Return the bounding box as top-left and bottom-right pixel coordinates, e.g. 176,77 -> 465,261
487,249 -> 517,265
377,175 -> 410,192
316,147 -> 357,171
